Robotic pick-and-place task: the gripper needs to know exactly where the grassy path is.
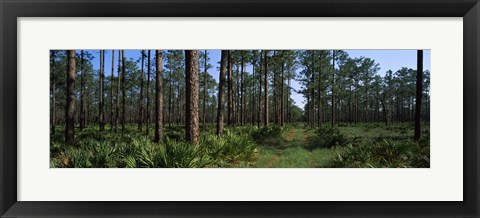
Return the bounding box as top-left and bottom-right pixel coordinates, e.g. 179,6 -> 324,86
254,128 -> 333,168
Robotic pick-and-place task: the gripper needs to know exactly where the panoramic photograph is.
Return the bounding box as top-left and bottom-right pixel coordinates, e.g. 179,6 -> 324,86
50,49 -> 430,168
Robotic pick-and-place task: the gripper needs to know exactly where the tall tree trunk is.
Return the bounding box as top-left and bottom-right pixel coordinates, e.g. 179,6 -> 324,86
138,50 -> 145,131
355,80 -> 358,125
115,51 -> 121,132
227,51 -> 233,126
203,50 -> 208,127
287,66 -> 291,123
273,51 -> 277,125
121,50 -> 126,132
50,51 -> 56,134
414,50 -> 423,141
86,96 -> 90,126
185,50 -> 200,143
331,50 -> 335,126
235,63 -> 239,126
99,50 -> 105,131
176,71 -> 180,124
146,50 -> 151,136
168,57 -> 173,128
79,50 -> 85,129
365,83 -> 369,122
154,50 -> 164,143
349,85 -> 352,124
110,50 -> 115,131
381,98 -> 388,125
65,50 -> 76,145
258,51 -> 263,127
251,51 -> 256,126
240,51 -> 245,126
280,51 -> 285,126
264,50 -> 269,126
216,50 -> 228,136
130,89 -> 134,123
317,54 -> 322,127
310,51 -> 315,128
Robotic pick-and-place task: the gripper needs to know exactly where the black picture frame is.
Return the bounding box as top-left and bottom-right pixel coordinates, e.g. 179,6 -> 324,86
1,0 -> 478,217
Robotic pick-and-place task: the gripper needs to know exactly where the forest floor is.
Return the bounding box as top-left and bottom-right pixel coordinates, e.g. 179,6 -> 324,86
50,122 -> 430,168
253,128 -> 333,168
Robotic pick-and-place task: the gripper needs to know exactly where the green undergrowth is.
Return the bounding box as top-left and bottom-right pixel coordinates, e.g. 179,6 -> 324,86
50,122 -> 429,168
315,122 -> 430,168
51,124 -> 282,168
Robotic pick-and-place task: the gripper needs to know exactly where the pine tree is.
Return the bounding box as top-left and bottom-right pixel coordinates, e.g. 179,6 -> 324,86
414,50 -> 423,141
185,50 -> 200,143
65,50 -> 76,145
99,50 -> 105,131
216,50 -> 228,136
154,50 -> 164,143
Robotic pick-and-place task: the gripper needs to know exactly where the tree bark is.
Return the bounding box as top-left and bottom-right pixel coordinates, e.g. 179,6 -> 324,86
258,51 -> 263,127
121,50 -> 126,133
240,51 -> 245,126
264,50 -> 269,126
146,50 -> 151,136
227,51 -> 233,126
168,55 -> 173,128
317,53 -> 322,127
99,50 -> 105,131
216,50 -> 228,136
414,50 -> 423,141
154,50 -> 164,143
251,51 -> 256,126
65,50 -> 76,145
310,51 -> 315,128
203,50 -> 208,128
138,50 -> 145,131
185,50 -> 200,143
287,70 -> 291,123
235,63 -> 239,126
115,51 -> 121,132
280,51 -> 285,126
331,50 -> 335,126
110,50 -> 115,131
79,50 -> 85,129
273,51 -> 277,125
50,51 -> 56,134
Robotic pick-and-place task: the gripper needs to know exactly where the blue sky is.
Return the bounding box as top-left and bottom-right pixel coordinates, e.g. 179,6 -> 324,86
89,50 -> 431,109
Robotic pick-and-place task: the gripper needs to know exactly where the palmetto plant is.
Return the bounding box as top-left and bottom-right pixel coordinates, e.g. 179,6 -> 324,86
331,139 -> 429,168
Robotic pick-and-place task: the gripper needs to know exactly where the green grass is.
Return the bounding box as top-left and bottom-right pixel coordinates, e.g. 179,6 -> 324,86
50,122 -> 430,168
253,122 -> 429,168
327,122 -> 430,168
253,127 -> 335,168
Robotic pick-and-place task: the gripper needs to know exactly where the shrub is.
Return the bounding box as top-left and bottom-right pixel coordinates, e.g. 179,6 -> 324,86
157,139 -> 212,168
363,122 -> 383,131
200,132 -> 258,167
330,139 -> 429,168
313,126 -> 348,148
62,148 -> 93,168
50,141 -> 62,156
385,123 -> 412,134
126,137 -> 212,168
165,130 -> 184,141
50,125 -> 260,168
251,125 -> 283,142
233,126 -> 258,137
222,132 -> 258,162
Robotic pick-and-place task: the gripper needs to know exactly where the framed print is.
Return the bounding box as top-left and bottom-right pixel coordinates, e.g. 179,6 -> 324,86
1,0 -> 479,217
